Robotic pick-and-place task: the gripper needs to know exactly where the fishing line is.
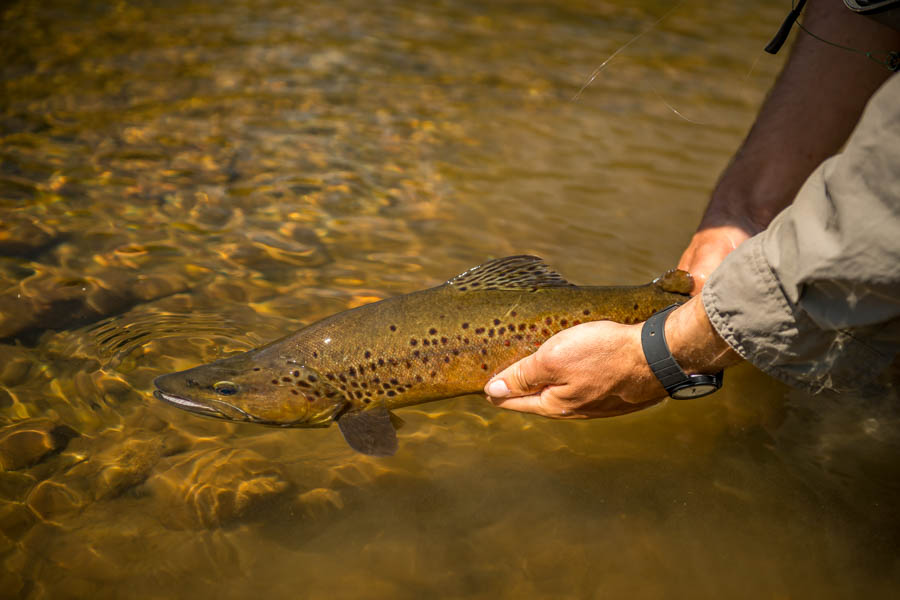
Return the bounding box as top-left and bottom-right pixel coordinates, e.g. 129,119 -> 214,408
767,0 -> 900,71
572,1 -> 683,102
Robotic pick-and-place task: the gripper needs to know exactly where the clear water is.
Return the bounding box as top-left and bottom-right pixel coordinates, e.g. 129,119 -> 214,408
2,1 -> 899,598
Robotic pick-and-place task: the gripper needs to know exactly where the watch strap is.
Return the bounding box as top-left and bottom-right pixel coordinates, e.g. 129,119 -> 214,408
641,304 -> 690,390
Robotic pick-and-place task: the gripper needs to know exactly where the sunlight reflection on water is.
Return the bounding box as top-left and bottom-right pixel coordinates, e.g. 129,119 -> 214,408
2,0 -> 900,598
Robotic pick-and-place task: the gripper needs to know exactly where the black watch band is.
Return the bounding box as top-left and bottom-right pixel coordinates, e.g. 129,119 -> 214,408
641,304 -> 723,400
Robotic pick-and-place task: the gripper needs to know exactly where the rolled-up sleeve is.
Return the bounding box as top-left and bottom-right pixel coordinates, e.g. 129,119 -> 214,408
702,73 -> 900,393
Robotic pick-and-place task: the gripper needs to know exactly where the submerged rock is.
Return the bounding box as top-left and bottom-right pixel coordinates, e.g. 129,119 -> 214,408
145,446 -> 290,529
0,218 -> 59,257
0,267 -> 194,340
0,420 -> 79,471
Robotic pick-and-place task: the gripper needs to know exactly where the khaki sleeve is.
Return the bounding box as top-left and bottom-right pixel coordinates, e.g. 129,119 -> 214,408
702,73 -> 900,393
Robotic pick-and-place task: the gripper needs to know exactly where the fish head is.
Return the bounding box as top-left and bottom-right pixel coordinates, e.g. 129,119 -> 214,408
153,350 -> 346,427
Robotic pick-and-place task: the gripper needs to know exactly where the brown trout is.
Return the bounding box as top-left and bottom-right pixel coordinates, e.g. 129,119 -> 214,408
153,256 -> 691,456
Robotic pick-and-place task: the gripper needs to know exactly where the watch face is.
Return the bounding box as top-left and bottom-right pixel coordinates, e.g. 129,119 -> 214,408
670,383 -> 719,400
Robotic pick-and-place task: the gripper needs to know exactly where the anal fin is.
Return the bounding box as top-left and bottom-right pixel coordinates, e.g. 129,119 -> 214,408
336,407 -> 398,457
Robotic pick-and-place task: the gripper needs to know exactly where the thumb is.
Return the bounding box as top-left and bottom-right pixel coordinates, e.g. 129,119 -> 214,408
484,352 -> 555,400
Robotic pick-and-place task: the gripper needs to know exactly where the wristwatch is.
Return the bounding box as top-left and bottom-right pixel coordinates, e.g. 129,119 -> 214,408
641,304 -> 723,399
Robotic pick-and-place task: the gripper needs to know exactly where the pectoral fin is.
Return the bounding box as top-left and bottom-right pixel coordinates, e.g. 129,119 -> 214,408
336,407 -> 398,456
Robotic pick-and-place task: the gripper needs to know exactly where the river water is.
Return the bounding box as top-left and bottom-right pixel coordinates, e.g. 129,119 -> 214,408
2,1 -> 899,598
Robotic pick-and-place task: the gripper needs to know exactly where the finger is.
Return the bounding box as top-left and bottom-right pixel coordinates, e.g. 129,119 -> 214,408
484,352 -> 556,400
490,392 -> 559,418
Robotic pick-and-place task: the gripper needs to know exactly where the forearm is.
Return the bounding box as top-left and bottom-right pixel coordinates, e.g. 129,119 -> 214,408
701,0 -> 900,233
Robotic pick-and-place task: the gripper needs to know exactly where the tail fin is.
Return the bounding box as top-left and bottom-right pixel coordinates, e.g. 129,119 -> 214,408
653,269 -> 693,295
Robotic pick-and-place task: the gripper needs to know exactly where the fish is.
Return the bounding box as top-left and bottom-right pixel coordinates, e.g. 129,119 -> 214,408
153,255 -> 692,456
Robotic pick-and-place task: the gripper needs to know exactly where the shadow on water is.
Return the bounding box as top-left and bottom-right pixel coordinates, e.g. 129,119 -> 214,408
3,0 -> 900,598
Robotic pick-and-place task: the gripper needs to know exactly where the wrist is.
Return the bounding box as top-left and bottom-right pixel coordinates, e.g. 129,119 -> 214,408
664,296 -> 742,375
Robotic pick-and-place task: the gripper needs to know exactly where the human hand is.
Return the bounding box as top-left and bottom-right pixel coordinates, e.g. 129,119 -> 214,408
484,296 -> 743,419
677,224 -> 752,295
483,320 -> 666,419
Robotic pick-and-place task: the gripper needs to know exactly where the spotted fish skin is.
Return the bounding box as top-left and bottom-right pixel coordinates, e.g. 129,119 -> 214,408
153,256 -> 692,455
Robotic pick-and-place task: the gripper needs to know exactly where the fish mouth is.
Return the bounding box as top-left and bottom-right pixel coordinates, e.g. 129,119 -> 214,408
152,389 -> 317,428
153,390 -> 227,419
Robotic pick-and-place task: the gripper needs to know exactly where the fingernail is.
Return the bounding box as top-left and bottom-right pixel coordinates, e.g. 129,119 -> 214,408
487,379 -> 509,398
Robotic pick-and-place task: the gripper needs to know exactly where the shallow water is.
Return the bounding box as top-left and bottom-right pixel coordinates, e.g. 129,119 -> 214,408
3,0 -> 900,598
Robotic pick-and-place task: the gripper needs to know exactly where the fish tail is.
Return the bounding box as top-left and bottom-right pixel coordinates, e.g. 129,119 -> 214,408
653,268 -> 693,295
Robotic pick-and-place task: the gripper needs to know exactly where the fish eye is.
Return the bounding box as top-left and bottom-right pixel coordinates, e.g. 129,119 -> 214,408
213,381 -> 239,396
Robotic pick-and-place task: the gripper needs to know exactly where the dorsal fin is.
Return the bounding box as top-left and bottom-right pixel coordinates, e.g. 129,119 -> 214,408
447,255 -> 573,292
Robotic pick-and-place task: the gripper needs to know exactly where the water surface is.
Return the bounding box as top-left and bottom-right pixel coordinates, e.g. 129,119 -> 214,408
3,1 -> 900,598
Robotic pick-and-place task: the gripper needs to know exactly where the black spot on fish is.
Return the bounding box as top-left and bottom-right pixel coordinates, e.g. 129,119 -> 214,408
432,339 -> 438,345
422,357 -> 429,364
416,375 -> 423,382
390,378 -> 398,385
633,303 -> 639,310
471,282 -> 481,287
387,390 -> 396,397
361,382 -> 368,389
364,350 -> 371,359
364,397 -> 371,403
542,328 -> 550,336
545,317 -> 552,325
561,319 -> 568,326
410,339 -> 418,347
297,381 -> 311,388
359,365 -> 366,374
498,327 -> 506,335
253,367 -> 261,371
313,351 -> 318,358
583,309 -> 591,315
529,324 -> 537,331
291,389 -> 299,395
282,377 -> 292,383
339,374 -> 347,383
327,374 -> 335,381
413,350 -> 420,358
462,323 -> 469,329
481,348 -> 487,356
430,371 -> 437,377
488,329 -> 495,337
271,379 -> 279,385
423,339 -> 430,346
493,319 -> 500,326
429,328 -> 437,335
452,349 -> 459,356
396,386 -> 405,393
463,338 -> 469,344
351,381 -> 359,388
443,356 -> 450,363
373,377 -> 381,384
292,370 -> 300,377
405,360 -> 412,368
355,391 -> 363,399
348,367 -> 356,376
378,358 -> 385,366
475,327 -> 485,334
390,325 -> 397,331
481,364 -> 488,370
382,383 -> 391,389
516,334 -> 523,340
